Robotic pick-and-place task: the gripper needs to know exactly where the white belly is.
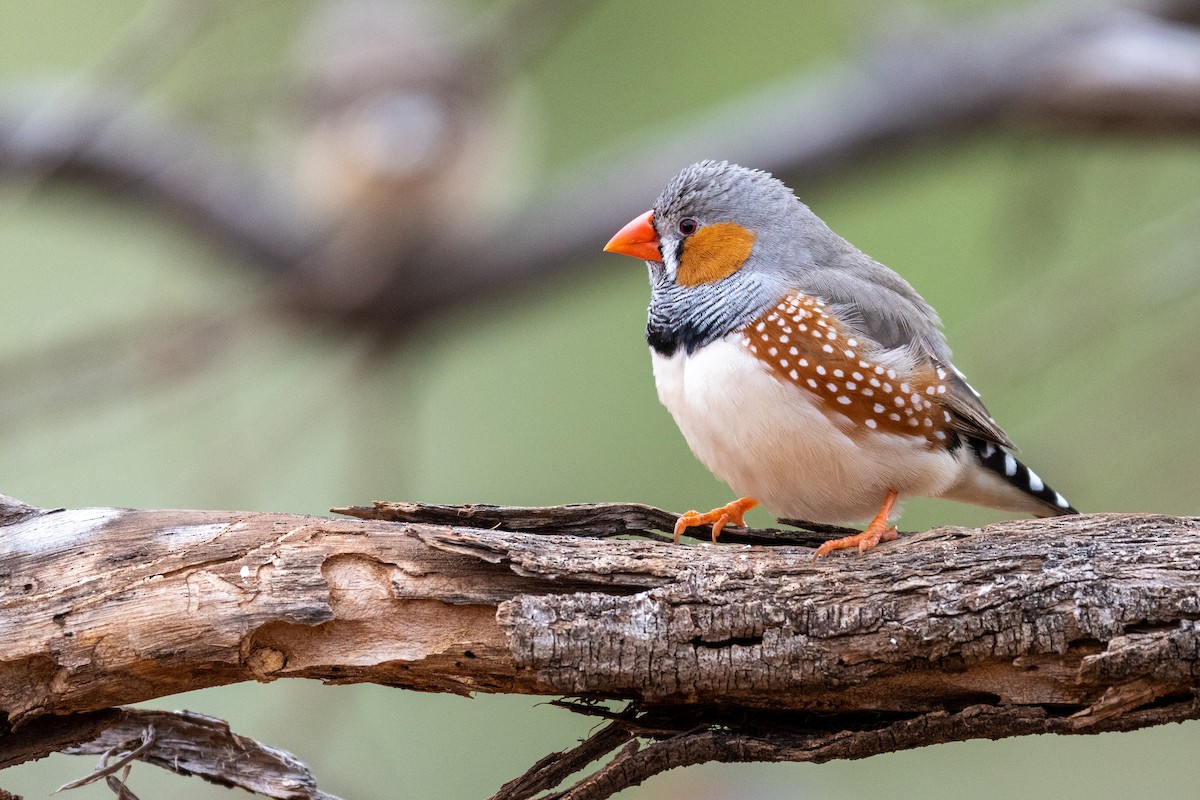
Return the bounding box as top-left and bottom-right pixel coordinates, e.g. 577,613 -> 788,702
651,338 -> 963,523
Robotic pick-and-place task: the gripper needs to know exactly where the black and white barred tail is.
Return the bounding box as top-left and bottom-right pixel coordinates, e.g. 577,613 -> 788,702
963,436 -> 1078,516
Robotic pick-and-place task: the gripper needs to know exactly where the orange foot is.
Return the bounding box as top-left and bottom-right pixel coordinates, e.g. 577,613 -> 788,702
812,489 -> 900,560
674,497 -> 759,544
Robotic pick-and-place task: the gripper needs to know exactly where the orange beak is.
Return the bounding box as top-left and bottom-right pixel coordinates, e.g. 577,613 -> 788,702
604,210 -> 661,261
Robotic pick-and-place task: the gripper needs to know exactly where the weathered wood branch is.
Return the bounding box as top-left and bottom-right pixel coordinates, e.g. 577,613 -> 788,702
2,494 -> 1199,798
61,709 -> 341,800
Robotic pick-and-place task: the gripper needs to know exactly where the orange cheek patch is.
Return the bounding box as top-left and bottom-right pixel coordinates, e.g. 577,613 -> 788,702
676,223 -> 757,286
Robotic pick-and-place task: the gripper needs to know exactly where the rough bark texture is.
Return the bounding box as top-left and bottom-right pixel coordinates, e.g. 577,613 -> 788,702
3,496 -> 1198,726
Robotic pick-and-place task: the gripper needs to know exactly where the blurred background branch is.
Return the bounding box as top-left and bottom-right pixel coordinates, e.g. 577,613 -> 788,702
1,0 -> 1198,334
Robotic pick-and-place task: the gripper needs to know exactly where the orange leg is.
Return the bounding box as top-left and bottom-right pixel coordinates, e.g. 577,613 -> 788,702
812,489 -> 900,560
674,497 -> 759,544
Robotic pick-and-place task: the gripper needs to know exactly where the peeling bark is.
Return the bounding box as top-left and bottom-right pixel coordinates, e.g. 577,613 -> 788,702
62,709 -> 341,800
1,496 -> 1199,796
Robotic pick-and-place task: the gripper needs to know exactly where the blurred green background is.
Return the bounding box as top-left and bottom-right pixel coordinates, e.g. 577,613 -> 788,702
1,0 -> 1198,798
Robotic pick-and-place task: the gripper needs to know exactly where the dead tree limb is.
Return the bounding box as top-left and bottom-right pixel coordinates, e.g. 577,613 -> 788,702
2,492 -> 1199,798
61,709 -> 341,800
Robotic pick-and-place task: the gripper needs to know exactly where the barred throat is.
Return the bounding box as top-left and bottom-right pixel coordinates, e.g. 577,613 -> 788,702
964,436 -> 1078,515
646,270 -> 777,357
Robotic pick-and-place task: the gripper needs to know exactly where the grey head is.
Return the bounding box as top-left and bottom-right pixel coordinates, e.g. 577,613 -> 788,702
646,160 -> 952,365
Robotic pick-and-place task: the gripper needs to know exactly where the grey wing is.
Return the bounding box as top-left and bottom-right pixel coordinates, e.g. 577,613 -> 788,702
799,258 -> 951,360
800,259 -> 1015,449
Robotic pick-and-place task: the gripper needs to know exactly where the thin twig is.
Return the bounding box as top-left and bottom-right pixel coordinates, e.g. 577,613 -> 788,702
489,720 -> 636,800
56,725 -> 155,793
103,764 -> 141,800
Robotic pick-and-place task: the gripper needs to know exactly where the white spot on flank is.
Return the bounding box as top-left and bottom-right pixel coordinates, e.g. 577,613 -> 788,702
937,385 -> 946,395
826,383 -> 838,392
768,347 -> 777,356
926,386 -> 936,395
869,378 -> 880,388
837,396 -> 851,405
894,396 -> 905,407
899,382 -> 911,393
865,418 -> 877,429
848,338 -> 858,347
799,324 -> 808,332
936,367 -> 947,380
935,430 -> 947,440
1004,454 -> 1017,476
799,358 -> 809,367
845,382 -> 857,390
907,418 -> 919,427
889,413 -> 901,422
874,366 -> 885,375
873,403 -> 885,413
756,322 -> 766,332
816,365 -> 826,375
806,378 -> 818,388
780,334 -> 789,342
789,346 -> 799,356
844,349 -> 855,358
790,369 -> 799,380
833,369 -> 844,378
822,344 -> 834,353
852,372 -> 863,381
780,359 -> 789,368
862,388 -> 874,396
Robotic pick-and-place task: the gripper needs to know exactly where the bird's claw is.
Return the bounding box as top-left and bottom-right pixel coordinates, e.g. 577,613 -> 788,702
673,497 -> 758,544
812,523 -> 897,560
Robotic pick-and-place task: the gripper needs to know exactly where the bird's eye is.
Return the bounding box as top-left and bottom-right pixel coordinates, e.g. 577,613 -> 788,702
678,218 -> 699,236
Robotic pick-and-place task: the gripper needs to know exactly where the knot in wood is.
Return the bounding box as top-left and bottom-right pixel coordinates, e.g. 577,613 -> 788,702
245,646 -> 287,680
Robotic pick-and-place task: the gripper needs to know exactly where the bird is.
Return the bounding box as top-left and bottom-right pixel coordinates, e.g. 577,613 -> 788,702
603,160 -> 1077,558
